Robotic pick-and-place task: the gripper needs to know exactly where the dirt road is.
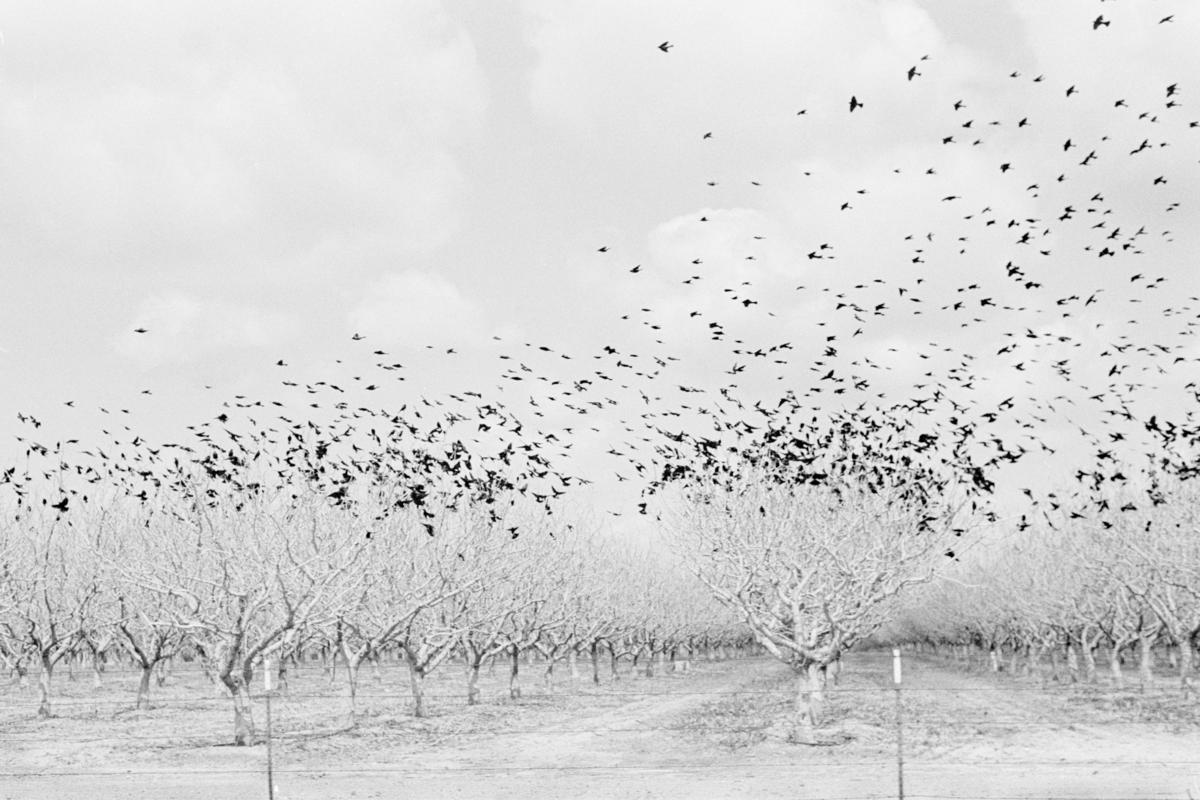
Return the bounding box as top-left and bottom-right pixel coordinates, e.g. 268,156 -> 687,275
3,653 -> 1199,799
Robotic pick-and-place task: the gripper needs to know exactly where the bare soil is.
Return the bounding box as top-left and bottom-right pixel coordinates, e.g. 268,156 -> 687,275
2,651 -> 1199,799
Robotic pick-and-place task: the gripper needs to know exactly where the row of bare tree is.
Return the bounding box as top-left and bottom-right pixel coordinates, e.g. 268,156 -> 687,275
882,477 -> 1200,695
0,491 -> 747,745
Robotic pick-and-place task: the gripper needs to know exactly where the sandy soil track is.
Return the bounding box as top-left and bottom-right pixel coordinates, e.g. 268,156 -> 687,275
2,653 -> 1199,799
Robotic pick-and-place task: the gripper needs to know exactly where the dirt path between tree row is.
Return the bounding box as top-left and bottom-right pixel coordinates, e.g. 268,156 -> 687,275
3,653 -> 1199,799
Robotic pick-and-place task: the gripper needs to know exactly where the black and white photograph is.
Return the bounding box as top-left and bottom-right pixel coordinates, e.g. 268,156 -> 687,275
2,1 -> 1199,798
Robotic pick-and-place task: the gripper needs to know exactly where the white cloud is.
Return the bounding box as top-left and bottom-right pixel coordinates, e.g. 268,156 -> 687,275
346,270 -> 488,348
114,292 -> 299,367
0,0 -> 486,272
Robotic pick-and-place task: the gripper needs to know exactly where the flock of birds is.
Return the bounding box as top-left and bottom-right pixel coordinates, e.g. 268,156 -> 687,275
3,2 -> 1200,543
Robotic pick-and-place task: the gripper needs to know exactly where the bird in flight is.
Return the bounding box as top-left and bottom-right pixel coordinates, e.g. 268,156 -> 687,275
1093,14 -> 1110,30
133,328 -> 148,334
658,41 -> 673,53
849,95 -> 863,112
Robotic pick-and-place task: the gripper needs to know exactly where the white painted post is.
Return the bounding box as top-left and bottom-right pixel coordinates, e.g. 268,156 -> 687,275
893,647 -> 904,800
264,658 -> 275,800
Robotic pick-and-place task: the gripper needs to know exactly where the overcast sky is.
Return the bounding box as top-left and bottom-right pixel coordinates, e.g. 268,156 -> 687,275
2,1 -> 1198,529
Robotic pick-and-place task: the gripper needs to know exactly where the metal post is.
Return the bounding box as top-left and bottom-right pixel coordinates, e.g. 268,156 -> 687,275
264,658 -> 275,800
893,647 -> 904,800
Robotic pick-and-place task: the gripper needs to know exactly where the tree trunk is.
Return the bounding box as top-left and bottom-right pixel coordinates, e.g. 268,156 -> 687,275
591,641 -> 601,685
1022,643 -> 1036,678
346,659 -> 361,725
609,647 -> 620,682
1138,635 -> 1155,691
467,663 -> 482,705
568,649 -> 580,681
155,657 -> 171,688
543,660 -> 554,691
989,645 -> 1001,673
1109,644 -> 1124,689
137,664 -> 153,710
1065,638 -> 1079,683
793,662 -> 826,742
230,684 -> 256,746
371,653 -> 384,684
1048,645 -> 1062,683
36,655 -> 54,719
91,652 -> 104,689
275,656 -> 290,696
1081,636 -> 1098,684
509,645 -> 522,699
408,663 -> 428,718
1178,639 -> 1194,697
324,647 -> 338,687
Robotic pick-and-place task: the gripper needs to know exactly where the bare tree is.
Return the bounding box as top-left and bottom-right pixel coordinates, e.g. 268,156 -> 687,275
123,490 -> 366,744
0,507 -> 101,717
670,476 -> 965,739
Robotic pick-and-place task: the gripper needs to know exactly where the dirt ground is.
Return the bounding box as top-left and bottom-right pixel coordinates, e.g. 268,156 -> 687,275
2,651 -> 1199,799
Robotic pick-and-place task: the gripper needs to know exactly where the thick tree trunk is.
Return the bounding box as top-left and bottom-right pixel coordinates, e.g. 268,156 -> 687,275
591,641 -> 601,685
675,645 -> 690,674
1138,635 -> 1155,691
36,655 -> 54,719
793,662 -> 827,742
137,664 -> 153,710
509,645 -> 522,699
467,663 -> 482,705
1065,638 -> 1080,683
323,647 -> 338,687
371,653 -> 384,684
91,652 -> 104,689
1109,645 -> 1124,689
568,649 -> 580,681
275,656 -> 290,696
408,664 -> 428,718
155,657 -> 171,688
1081,638 -> 1098,684
228,684 -> 256,746
1178,639 -> 1193,697
346,659 -> 361,725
